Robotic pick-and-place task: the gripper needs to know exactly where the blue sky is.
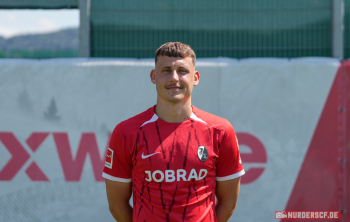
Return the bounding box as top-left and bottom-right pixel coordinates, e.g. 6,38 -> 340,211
0,9 -> 79,38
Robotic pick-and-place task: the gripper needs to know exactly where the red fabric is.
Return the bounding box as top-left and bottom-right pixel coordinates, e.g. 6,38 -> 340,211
103,106 -> 244,222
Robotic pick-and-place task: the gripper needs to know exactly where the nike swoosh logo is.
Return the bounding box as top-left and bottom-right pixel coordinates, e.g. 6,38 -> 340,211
141,152 -> 160,159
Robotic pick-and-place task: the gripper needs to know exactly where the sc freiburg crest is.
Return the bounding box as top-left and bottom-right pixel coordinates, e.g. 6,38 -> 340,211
197,146 -> 208,162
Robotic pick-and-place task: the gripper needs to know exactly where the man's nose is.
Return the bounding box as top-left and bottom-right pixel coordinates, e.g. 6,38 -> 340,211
170,70 -> 179,82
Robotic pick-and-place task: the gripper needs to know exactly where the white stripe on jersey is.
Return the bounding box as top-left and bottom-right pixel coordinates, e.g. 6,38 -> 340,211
102,172 -> 132,183
140,113 -> 158,127
216,169 -> 245,181
190,113 -> 208,124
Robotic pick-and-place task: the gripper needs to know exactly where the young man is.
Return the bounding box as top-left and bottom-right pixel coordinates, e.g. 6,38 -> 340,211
103,42 -> 245,222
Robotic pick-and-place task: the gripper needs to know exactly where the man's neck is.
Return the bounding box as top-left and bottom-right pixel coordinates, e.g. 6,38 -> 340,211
155,98 -> 192,123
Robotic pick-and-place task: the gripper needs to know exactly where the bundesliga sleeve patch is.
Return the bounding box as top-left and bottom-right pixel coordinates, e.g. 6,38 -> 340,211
105,148 -> 113,169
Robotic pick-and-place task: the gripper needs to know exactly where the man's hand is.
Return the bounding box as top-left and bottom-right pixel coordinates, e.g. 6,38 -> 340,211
215,177 -> 241,222
105,179 -> 133,222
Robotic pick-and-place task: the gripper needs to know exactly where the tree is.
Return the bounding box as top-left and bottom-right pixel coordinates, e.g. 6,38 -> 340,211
44,98 -> 61,121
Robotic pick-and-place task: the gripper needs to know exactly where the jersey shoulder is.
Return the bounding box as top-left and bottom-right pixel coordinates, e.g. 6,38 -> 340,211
115,106 -> 155,135
192,106 -> 232,131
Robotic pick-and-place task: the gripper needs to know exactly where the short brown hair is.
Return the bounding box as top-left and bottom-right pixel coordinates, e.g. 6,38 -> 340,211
155,42 -> 196,66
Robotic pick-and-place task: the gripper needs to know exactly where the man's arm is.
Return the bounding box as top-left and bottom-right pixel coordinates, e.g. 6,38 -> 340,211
105,179 -> 133,222
215,177 -> 241,222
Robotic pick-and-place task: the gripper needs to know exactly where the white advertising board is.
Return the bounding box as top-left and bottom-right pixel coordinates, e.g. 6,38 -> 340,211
0,58 -> 341,221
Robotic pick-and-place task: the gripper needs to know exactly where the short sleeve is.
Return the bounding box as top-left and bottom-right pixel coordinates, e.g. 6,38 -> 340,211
216,121 -> 245,181
102,123 -> 132,182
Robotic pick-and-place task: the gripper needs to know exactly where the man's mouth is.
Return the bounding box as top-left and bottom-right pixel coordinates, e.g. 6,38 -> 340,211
166,86 -> 182,90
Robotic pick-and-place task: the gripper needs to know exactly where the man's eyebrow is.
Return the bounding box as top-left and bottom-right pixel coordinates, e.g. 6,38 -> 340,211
160,66 -> 172,70
178,66 -> 190,70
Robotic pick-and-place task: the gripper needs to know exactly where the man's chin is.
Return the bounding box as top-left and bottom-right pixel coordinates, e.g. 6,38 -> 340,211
162,95 -> 187,103
167,97 -> 184,103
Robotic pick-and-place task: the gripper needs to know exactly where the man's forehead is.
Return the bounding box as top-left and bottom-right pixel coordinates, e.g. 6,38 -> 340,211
156,56 -> 193,68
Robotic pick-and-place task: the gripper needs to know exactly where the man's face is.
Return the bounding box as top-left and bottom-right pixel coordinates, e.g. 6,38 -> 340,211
150,56 -> 200,103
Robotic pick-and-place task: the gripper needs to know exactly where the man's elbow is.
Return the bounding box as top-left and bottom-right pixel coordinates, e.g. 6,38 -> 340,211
109,205 -> 123,220
223,201 -> 237,216
230,202 -> 238,214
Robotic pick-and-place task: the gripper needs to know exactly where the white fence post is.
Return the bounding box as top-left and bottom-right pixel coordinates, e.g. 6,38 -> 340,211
332,0 -> 344,58
79,0 -> 91,57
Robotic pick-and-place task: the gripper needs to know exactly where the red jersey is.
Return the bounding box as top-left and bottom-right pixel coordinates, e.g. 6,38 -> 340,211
102,106 -> 244,222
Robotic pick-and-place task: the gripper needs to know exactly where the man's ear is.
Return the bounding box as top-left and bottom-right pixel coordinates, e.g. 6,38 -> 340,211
193,71 -> 200,86
150,69 -> 156,84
